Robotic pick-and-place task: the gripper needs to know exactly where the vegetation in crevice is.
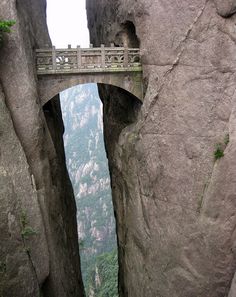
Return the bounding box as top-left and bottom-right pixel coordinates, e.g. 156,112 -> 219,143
214,145 -> 224,160
0,20 -> 15,47
20,211 -> 37,240
214,133 -> 230,161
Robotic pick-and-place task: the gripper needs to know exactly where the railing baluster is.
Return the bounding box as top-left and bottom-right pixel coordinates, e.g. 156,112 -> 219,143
52,46 -> 56,70
101,44 -> 105,68
124,45 -> 128,68
77,45 -> 82,68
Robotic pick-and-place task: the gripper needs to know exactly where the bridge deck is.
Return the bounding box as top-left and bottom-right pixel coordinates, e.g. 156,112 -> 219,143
36,45 -> 142,75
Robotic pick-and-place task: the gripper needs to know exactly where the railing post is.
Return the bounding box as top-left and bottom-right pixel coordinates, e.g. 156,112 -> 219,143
124,45 -> 128,68
77,45 -> 82,68
52,46 -> 56,70
101,44 -> 105,68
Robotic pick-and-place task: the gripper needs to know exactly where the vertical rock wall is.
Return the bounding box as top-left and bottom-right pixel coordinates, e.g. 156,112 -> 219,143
0,1 -> 84,296
86,0 -> 236,296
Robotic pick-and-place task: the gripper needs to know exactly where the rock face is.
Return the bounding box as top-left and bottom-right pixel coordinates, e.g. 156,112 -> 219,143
0,1 -> 84,296
86,0 -> 236,296
1,0 -> 236,296
214,0 -> 236,17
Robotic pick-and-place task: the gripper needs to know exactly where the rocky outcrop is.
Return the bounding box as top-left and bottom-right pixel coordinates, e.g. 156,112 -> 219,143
0,1 -> 84,296
86,0 -> 236,296
214,0 -> 236,17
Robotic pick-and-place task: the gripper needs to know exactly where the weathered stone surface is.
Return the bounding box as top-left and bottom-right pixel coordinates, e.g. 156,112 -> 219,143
214,0 -> 236,17
0,1 -> 84,296
228,273 -> 236,297
87,0 -> 236,296
0,85 -> 47,297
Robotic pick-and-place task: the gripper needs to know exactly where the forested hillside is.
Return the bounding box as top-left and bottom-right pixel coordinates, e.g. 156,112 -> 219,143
60,84 -> 118,296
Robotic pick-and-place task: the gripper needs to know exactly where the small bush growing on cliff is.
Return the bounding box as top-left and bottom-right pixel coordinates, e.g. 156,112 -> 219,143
0,20 -> 16,46
214,144 -> 224,160
214,133 -> 230,161
20,211 -> 37,239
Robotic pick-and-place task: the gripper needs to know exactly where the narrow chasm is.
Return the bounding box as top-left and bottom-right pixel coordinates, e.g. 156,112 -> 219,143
60,83 -> 119,297
40,2 -> 143,296
43,83 -> 142,297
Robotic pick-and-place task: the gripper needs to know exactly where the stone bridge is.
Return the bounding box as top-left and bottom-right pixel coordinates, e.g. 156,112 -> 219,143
36,44 -> 143,105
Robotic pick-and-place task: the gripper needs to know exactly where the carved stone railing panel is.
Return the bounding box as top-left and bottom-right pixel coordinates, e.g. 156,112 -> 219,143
36,45 -> 142,74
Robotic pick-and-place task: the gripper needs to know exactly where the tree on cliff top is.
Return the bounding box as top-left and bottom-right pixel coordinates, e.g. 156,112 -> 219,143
0,20 -> 15,47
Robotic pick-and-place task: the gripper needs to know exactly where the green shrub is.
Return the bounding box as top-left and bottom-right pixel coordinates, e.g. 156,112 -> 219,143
20,211 -> 37,239
0,20 -> 15,46
214,134 -> 230,161
214,145 -> 224,160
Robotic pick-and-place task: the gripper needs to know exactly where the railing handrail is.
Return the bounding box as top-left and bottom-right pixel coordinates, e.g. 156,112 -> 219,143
35,48 -> 140,53
36,44 -> 140,50
35,44 -> 142,74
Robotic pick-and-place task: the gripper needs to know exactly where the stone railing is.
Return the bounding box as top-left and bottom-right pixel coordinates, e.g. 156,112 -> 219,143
36,44 -> 142,74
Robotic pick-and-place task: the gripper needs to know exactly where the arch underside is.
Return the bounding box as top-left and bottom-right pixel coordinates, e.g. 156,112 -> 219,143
38,71 -> 143,105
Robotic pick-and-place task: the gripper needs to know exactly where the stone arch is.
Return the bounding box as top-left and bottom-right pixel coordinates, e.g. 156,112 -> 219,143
38,71 -> 143,105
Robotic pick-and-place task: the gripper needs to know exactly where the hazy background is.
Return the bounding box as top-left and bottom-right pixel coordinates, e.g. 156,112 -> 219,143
46,0 -> 89,47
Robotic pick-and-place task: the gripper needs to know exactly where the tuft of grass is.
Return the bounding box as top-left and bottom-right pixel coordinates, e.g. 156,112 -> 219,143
214,145 -> 224,160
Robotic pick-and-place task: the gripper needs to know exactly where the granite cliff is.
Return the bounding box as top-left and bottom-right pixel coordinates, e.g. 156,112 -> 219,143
0,1 -> 84,296
1,0 -> 236,297
86,0 -> 236,296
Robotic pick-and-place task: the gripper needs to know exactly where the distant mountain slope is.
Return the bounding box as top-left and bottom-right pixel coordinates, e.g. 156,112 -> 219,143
60,84 -> 118,295
86,249 -> 118,297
